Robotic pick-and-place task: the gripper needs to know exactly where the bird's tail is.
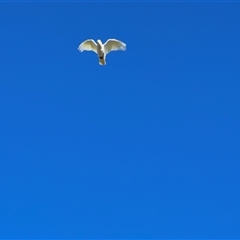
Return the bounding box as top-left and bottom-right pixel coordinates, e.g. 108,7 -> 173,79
99,57 -> 106,65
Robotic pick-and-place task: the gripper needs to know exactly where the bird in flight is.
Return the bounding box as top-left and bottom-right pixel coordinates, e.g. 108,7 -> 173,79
78,39 -> 126,65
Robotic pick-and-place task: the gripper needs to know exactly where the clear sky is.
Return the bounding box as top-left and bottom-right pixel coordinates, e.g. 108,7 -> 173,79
1,1 -> 240,239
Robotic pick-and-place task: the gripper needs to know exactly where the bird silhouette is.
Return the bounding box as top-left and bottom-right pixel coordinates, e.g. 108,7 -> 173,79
78,39 -> 126,65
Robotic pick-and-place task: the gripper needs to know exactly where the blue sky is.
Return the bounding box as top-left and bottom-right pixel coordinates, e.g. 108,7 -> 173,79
1,1 -> 240,239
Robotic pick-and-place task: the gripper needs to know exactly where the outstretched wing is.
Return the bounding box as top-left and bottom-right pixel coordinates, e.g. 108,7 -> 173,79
103,39 -> 126,54
78,39 -> 97,54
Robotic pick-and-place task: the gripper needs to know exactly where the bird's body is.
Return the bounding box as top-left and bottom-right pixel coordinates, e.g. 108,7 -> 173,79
96,40 -> 106,65
78,39 -> 126,65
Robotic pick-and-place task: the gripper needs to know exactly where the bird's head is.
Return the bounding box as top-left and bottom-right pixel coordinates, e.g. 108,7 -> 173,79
97,39 -> 102,45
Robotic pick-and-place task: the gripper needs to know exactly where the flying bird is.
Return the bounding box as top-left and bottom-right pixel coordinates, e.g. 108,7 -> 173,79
78,39 -> 126,65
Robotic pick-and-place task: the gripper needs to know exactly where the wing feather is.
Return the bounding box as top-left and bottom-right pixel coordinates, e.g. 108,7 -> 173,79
78,39 -> 97,53
103,39 -> 126,54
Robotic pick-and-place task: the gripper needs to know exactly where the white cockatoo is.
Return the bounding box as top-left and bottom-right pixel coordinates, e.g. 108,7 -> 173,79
78,39 -> 126,65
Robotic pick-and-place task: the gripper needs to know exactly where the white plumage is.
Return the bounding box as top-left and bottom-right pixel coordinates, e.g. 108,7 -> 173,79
78,39 -> 126,65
